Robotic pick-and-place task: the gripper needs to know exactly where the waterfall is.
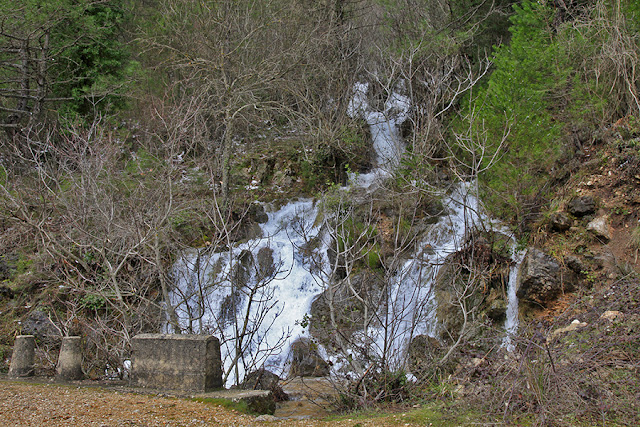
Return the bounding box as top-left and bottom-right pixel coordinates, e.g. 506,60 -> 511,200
347,82 -> 410,188
503,249 -> 524,350
358,183 -> 483,370
169,81 -> 520,386
170,200 -> 327,385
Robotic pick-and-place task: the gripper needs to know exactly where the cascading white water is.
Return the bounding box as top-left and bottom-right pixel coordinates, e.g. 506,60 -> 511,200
356,183 -> 483,369
170,200 -> 327,385
503,249 -> 524,350
169,81 -> 520,386
347,82 -> 410,188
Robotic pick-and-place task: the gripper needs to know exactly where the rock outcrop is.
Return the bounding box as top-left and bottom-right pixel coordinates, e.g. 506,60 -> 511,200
288,338 -> 330,378
433,233 -> 511,343
586,215 -> 611,241
238,368 -> 288,402
516,248 -> 566,307
309,270 -> 384,349
567,196 -> 596,217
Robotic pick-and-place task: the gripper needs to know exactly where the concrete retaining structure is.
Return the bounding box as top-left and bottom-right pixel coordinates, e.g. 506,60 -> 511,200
8,335 -> 35,378
131,334 -> 223,392
56,336 -> 83,381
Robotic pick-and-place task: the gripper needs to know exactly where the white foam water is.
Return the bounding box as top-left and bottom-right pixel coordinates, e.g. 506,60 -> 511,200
347,81 -> 410,189
170,199 -> 326,385
503,248 -> 524,350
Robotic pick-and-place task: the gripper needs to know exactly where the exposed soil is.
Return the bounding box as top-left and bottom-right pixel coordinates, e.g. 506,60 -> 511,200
0,380 -> 255,426
0,378 -> 406,426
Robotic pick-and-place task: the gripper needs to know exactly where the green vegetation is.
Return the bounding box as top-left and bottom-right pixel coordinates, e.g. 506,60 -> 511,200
467,1 -> 565,224
192,396 -> 274,416
191,397 -> 253,413
0,0 -> 133,127
457,0 -> 640,232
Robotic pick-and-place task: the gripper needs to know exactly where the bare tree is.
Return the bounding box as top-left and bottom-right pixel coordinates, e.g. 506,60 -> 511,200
0,115 -> 183,374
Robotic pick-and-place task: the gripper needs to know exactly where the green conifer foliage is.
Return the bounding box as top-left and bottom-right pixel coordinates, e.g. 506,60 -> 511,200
0,0 -> 133,130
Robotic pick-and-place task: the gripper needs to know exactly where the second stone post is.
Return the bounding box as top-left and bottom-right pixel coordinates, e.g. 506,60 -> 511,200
56,336 -> 83,381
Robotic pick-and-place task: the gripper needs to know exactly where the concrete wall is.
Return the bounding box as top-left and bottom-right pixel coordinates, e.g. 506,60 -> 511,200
131,334 -> 223,392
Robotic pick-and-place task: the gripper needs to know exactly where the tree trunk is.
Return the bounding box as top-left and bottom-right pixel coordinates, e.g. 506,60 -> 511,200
221,110 -> 233,207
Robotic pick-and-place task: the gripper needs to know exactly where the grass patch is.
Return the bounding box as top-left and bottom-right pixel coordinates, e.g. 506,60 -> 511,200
325,400 -> 487,426
191,397 -> 275,415
191,397 -> 252,413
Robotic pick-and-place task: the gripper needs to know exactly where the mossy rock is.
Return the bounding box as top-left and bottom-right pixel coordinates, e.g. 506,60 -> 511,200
309,271 -> 385,350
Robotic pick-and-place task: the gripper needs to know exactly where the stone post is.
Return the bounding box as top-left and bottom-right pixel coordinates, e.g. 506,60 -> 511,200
8,335 -> 35,378
56,336 -> 83,381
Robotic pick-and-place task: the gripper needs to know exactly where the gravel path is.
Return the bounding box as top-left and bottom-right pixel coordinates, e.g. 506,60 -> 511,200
0,381 -> 394,426
0,381 -> 257,426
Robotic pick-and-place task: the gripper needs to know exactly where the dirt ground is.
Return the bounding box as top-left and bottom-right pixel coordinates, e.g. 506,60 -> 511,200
0,380 -> 256,426
0,379 -> 402,426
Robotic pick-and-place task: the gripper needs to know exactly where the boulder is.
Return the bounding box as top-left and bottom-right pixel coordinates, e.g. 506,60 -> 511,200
586,216 -> 611,242
567,196 -> 596,217
549,211 -> 571,232
256,247 -> 275,278
288,338 -> 330,378
248,203 -> 269,224
240,368 -> 280,390
516,248 -> 563,307
21,310 -> 60,344
238,369 -> 288,401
